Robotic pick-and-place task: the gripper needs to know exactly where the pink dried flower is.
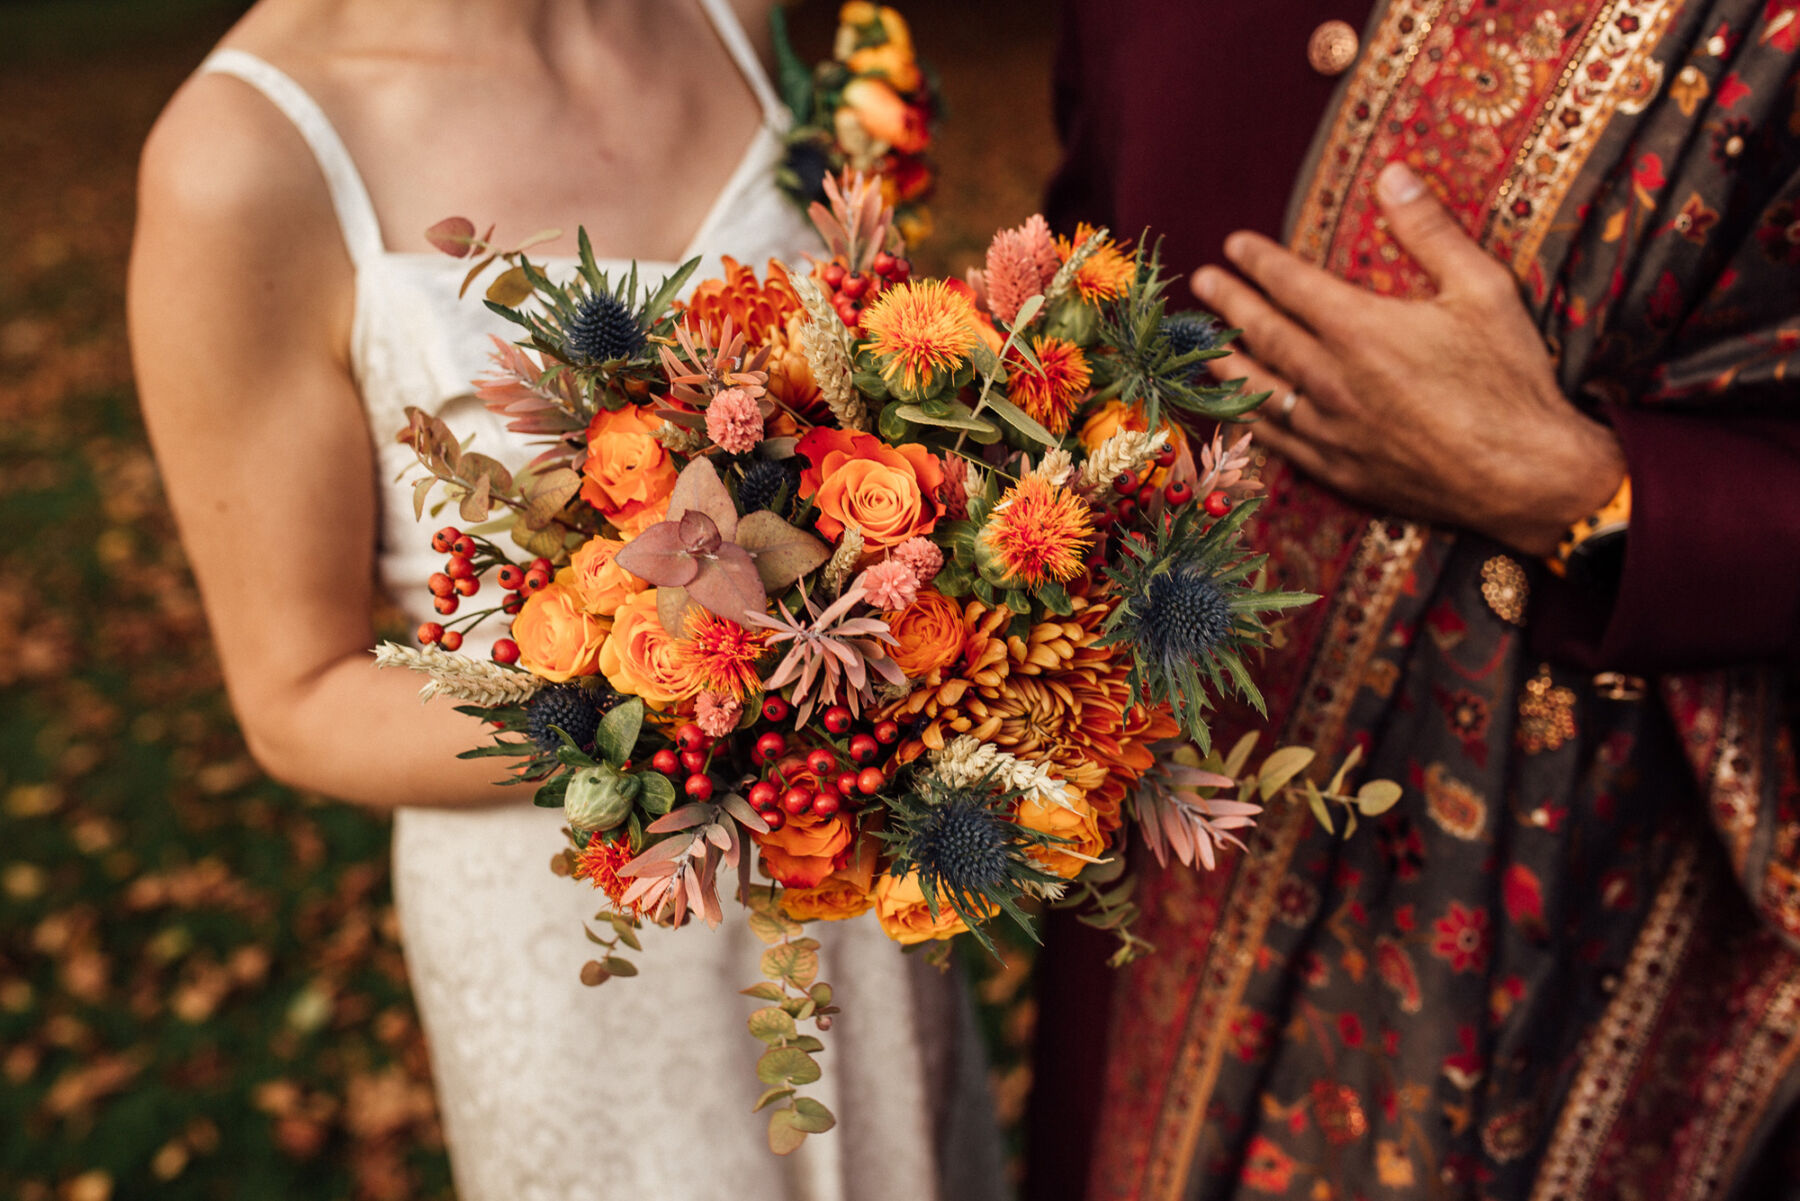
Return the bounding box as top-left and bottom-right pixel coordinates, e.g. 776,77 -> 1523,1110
984,215 -> 1061,325
695,690 -> 743,738
936,455 -> 969,520
891,536 -> 943,585
857,559 -> 920,610
705,387 -> 764,454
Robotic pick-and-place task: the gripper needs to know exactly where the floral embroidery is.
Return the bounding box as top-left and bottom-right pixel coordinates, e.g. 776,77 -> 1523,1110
1431,901 -> 1492,973
1424,762 -> 1489,839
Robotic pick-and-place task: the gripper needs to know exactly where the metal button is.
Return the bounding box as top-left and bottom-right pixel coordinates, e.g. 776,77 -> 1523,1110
1308,19 -> 1360,76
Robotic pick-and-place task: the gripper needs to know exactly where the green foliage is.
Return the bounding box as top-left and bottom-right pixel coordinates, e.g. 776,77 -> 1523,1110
739,892 -> 838,1156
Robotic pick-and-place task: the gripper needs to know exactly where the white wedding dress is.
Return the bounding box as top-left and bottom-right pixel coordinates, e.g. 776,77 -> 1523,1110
198,6 -> 1003,1197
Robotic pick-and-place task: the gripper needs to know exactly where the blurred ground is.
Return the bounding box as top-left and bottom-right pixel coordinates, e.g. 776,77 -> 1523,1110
0,2 -> 1056,1198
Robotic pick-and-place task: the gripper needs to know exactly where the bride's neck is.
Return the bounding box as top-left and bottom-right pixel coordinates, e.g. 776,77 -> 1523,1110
313,0 -> 683,62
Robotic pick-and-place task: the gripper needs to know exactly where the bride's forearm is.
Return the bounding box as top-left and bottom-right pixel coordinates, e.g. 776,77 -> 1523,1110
236,649 -> 529,810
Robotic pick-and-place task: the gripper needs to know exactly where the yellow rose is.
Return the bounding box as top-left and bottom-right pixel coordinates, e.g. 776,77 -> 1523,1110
1016,788 -> 1108,879
512,581 -> 609,683
580,404 -> 678,535
883,589 -> 963,678
595,589 -> 700,709
874,870 -> 975,945
566,537 -> 646,617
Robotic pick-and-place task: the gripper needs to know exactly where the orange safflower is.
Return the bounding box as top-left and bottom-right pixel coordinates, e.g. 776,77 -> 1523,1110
574,834 -> 645,917
673,610 -> 770,700
1056,223 -> 1136,303
1004,336 -> 1091,435
860,279 -> 980,396
980,476 -> 1094,588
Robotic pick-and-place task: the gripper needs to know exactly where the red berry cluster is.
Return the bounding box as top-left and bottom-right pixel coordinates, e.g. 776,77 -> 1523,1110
740,701 -> 900,832
415,524 -> 553,664
1084,444 -> 1233,572
649,723 -> 724,805
815,251 -> 912,333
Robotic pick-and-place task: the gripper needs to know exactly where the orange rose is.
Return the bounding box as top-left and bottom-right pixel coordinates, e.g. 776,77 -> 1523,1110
840,79 -> 929,154
512,581 -> 609,683
838,4 -> 922,92
873,870 -> 975,945
567,537 -> 647,617
1077,398 -> 1188,487
754,755 -> 856,888
580,404 -> 678,535
796,427 -> 944,552
595,589 -> 699,709
1016,788 -> 1107,879
779,834 -> 878,922
883,589 -> 963,678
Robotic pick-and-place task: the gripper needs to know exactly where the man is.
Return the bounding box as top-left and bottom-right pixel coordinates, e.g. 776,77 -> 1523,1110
1029,1 -> 1800,1197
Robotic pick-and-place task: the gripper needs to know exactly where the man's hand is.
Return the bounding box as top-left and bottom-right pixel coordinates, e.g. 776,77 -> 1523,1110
1192,162 -> 1627,558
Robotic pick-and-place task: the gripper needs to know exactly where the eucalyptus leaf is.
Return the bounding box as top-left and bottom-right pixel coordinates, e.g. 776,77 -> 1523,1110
748,1006 -> 798,1044
791,1097 -> 836,1133
485,265 -> 536,307
1356,779 -> 1404,816
756,1046 -> 822,1087
753,1086 -> 796,1114
1258,746 -> 1316,800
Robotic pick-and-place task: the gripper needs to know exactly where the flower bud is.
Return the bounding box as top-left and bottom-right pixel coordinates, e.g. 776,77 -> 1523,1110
563,764 -> 640,832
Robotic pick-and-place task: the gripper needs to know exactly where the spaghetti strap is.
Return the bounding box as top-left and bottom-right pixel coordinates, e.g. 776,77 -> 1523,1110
197,48 -> 387,264
694,0 -> 790,128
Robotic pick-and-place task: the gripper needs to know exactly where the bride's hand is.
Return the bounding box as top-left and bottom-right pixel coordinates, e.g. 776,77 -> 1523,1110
1190,162 -> 1626,558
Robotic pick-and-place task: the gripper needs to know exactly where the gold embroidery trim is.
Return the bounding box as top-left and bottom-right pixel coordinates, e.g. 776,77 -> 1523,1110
1675,968 -> 1800,1199
1517,663 -> 1577,754
1480,555 -> 1530,625
1145,523 -> 1427,1198
1529,843 -> 1705,1201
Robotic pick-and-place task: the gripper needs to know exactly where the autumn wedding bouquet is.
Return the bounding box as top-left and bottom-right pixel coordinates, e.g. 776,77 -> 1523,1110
375,11 -> 1398,1152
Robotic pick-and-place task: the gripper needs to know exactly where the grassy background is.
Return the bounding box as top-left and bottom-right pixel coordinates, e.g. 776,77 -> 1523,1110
0,2 -> 1056,1198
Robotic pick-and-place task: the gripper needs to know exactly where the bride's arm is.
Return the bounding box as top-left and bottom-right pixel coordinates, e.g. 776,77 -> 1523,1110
128,77 -> 520,810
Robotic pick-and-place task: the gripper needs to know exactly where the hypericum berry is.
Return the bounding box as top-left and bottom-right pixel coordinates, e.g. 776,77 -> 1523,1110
497,564 -> 526,591
781,787 -> 812,815
451,535 -> 477,559
431,526 -> 461,553
821,262 -> 847,288
836,771 -> 861,798
652,748 -> 680,775
812,791 -> 841,818
849,734 -> 879,765
822,706 -> 853,735
446,555 -> 476,580
872,250 -> 896,277
1164,480 -> 1194,506
1091,507 -> 1116,530
840,274 -> 868,301
529,557 -> 553,576
503,594 -> 524,614
417,621 -> 445,645
440,630 -> 464,652
873,720 -> 899,746
428,572 -> 455,598
1115,498 -> 1138,524
806,748 -> 837,777
762,808 -> 787,831
491,638 -> 520,665
454,576 -> 480,597
749,780 -> 779,810
522,569 -> 551,594
857,767 -> 885,795
433,595 -> 459,616
1113,469 -> 1139,495
1154,443 -> 1179,468
684,774 -> 714,801
1204,490 -> 1232,517
888,259 -> 911,283
761,695 -> 791,723
674,724 -> 706,753
680,748 -> 707,774
755,732 -> 788,762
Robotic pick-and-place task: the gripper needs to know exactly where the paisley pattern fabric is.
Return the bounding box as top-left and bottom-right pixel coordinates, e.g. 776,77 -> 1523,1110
1090,1 -> 1800,1197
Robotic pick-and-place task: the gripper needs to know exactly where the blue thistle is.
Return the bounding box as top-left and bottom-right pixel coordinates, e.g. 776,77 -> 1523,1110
912,793 -> 1012,896
737,459 -> 797,517
1139,570 -> 1235,670
525,682 -> 619,753
1159,311 -> 1225,358
567,292 -> 645,364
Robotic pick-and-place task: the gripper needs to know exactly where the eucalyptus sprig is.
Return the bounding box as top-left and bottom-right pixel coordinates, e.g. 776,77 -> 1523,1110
741,890 -> 840,1155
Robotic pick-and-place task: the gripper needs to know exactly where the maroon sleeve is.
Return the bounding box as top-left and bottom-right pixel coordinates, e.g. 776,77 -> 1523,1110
1602,408 -> 1800,671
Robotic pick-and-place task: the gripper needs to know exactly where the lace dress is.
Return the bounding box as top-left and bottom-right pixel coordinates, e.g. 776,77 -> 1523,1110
198,7 -> 1002,1197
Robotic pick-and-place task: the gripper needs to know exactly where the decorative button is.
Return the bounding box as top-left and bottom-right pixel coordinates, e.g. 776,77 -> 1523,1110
1308,19 -> 1360,76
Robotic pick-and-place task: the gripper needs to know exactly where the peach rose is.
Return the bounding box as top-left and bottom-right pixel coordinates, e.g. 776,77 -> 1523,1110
595,589 -> 700,709
779,834 -> 878,922
580,404 -> 678,535
796,427 -> 944,552
1077,398 -> 1188,487
567,537 -> 647,617
512,581 -> 609,683
883,589 -> 963,678
754,755 -> 857,888
1016,788 -> 1107,880
873,870 -> 974,945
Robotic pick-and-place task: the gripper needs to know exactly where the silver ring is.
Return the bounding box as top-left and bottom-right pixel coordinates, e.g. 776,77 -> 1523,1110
1278,390 -> 1300,418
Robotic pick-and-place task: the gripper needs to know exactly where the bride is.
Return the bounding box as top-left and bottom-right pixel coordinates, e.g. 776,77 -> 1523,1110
127,0 -> 1001,1196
